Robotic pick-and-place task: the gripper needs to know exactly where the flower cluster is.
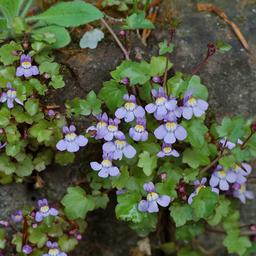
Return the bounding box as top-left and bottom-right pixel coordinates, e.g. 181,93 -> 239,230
209,164 -> 254,203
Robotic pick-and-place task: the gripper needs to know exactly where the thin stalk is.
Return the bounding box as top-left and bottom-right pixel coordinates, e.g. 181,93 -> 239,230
240,131 -> 254,150
163,56 -> 169,94
20,0 -> 34,18
101,18 -> 130,60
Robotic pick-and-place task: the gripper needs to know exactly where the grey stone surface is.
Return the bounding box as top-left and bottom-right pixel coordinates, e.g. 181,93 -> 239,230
0,0 -> 256,255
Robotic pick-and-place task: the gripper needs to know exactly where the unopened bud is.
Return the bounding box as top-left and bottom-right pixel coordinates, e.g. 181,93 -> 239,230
119,30 -> 126,37
251,122 -> 256,132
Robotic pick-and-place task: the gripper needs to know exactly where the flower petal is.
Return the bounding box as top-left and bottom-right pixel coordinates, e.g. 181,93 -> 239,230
115,107 -> 126,119
66,141 -> 79,152
148,201 -> 159,213
90,162 -> 102,171
123,144 -> 136,159
219,179 -> 229,191
182,107 -> 193,120
154,125 -> 166,140
174,126 -> 187,141
138,200 -> 149,212
56,139 -> 67,151
157,195 -> 171,207
145,103 -> 157,113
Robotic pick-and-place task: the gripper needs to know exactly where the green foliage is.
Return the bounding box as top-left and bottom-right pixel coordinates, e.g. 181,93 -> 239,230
137,151 -> 157,176
216,117 -> 248,142
191,188 -> 219,219
66,91 -> 102,117
26,1 -> 103,28
98,80 -> 127,112
170,202 -> 193,227
61,186 -> 95,220
216,40 -> 232,53
122,11 -> 154,30
159,40 -> 175,55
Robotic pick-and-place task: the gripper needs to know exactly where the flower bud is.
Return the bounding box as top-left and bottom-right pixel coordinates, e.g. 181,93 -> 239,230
160,172 -> 167,181
120,77 -> 129,85
152,76 -> 162,84
207,43 -> 216,57
251,122 -> 256,132
119,30 -> 126,37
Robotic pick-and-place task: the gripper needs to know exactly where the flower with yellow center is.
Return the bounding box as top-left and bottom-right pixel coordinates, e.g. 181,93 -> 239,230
188,97 -> 197,106
108,124 -> 118,132
64,132 -> 77,142
146,192 -> 159,201
21,61 -> 32,69
124,102 -> 136,111
163,146 -> 172,154
135,124 -> 145,132
40,205 -> 50,213
97,121 -> 107,129
115,140 -> 126,149
102,159 -> 112,168
48,248 -> 59,256
165,122 -> 177,131
155,96 -> 167,105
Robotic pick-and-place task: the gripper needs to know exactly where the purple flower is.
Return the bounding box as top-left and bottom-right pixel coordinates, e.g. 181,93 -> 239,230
103,132 -> 136,160
86,113 -> 108,140
43,241 -> 67,256
129,117 -> 148,141
0,82 -> 23,109
56,125 -> 88,153
182,91 -> 208,120
104,118 -> 121,141
138,182 -> 171,213
115,94 -> 145,122
219,138 -> 243,150
90,152 -> 120,178
188,178 -> 219,204
145,88 -> 179,120
157,143 -> 179,158
16,54 -> 39,78
152,76 -> 162,84
209,165 -> 236,191
232,183 -> 254,204
35,199 -> 58,222
229,163 -> 252,184
22,245 -> 33,254
11,210 -> 23,223
120,77 -> 129,85
154,117 -> 187,144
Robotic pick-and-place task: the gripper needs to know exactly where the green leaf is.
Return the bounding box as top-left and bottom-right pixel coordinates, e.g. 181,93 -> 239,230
11,233 -> 22,252
187,75 -> 208,101
137,151 -> 157,176
59,235 -> 78,252
216,117 -> 246,142
159,40 -> 175,55
207,196 -> 230,226
182,148 -> 210,169
112,166 -> 129,189
25,98 -> 39,116
176,223 -> 204,241
183,119 -> 208,148
122,11 -> 154,30
29,120 -> 53,142
39,61 -> 59,76
28,227 -> 48,248
33,25 -> 71,48
0,107 -> 10,127
191,187 -> 219,219
5,142 -> 22,157
149,56 -> 173,76
170,202 -> 193,227
168,72 -> 187,98
27,1 -> 103,27
0,41 -> 22,65
5,125 -> 20,143
61,186 -> 95,220
15,155 -> 34,177
0,228 -> 6,249
115,191 -> 141,222
98,80 -> 127,112
219,155 -> 236,169
55,152 -> 75,166
0,0 -> 23,26
178,248 -> 202,256
83,91 -> 102,116
223,232 -> 251,256
50,74 -> 65,89
216,40 -> 232,53
0,154 -> 15,175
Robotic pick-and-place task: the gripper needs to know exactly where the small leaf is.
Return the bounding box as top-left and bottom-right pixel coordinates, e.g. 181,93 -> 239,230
159,40 -> 175,55
98,80 -> 127,112
61,186 -> 95,219
137,151 -> 157,176
33,25 -> 71,49
122,11 -> 154,30
170,202 -> 193,227
79,29 -> 104,49
216,40 -> 232,53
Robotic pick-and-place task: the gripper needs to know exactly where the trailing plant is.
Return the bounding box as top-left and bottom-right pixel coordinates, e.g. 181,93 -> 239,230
0,1 -> 104,183
63,41 -> 256,255
0,198 -> 86,254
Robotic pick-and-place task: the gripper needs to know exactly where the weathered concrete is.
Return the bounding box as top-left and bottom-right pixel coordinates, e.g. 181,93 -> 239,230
0,0 -> 256,255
